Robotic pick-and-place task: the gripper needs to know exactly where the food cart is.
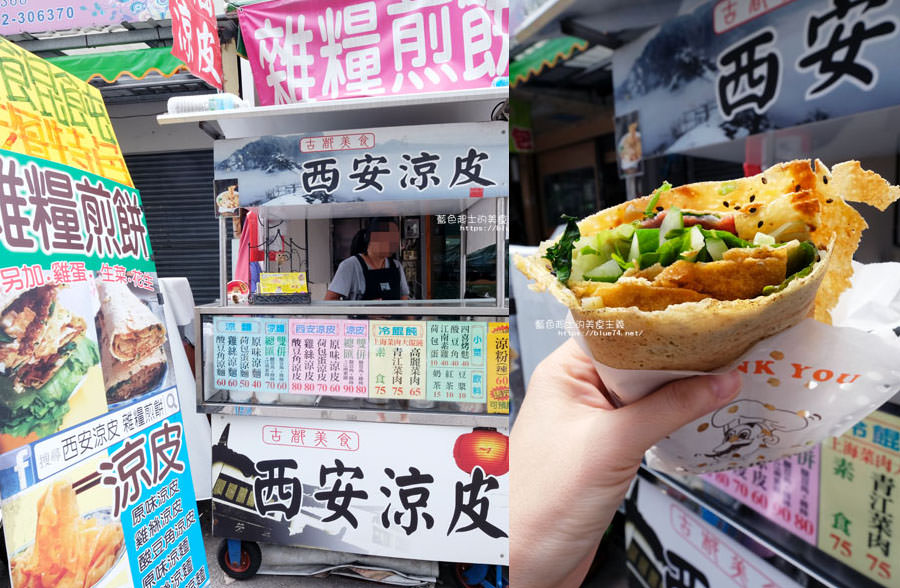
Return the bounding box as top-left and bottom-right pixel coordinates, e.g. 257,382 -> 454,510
157,1 -> 510,583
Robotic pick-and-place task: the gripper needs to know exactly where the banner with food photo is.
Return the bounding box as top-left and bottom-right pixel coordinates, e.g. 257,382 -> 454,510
0,44 -> 206,586
0,387 -> 209,588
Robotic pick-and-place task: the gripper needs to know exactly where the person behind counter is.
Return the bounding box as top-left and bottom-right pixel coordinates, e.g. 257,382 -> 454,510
325,218 -> 411,301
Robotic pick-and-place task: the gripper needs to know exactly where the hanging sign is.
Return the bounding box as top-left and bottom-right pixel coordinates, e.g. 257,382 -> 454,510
0,0 -> 170,35
213,122 -> 508,207
211,414 -> 509,563
613,0 -> 900,156
169,0 -> 224,90
238,0 -> 509,105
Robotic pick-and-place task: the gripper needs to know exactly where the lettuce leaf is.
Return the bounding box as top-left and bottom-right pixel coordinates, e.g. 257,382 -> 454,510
544,215 -> 581,284
0,336 -> 99,438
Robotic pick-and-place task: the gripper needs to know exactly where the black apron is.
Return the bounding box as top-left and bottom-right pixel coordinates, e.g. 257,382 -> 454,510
355,254 -> 404,300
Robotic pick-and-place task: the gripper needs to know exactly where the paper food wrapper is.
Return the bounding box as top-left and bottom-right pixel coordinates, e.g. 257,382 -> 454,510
573,262 -> 900,476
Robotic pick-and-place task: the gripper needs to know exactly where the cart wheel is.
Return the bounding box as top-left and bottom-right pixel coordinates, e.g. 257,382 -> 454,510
217,539 -> 261,580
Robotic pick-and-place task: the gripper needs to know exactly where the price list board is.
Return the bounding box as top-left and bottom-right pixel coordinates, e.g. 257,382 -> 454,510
369,321 -> 426,400
213,317 -> 288,394
818,411 -> 900,587
288,319 -> 368,397
703,448 -> 820,546
487,322 -> 510,414
426,321 -> 487,403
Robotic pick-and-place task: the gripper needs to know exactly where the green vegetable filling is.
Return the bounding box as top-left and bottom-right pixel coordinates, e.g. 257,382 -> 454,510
544,188 -> 820,295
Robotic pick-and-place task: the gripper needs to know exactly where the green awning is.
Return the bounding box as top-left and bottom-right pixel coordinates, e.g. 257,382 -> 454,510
511,36 -> 589,87
47,47 -> 188,84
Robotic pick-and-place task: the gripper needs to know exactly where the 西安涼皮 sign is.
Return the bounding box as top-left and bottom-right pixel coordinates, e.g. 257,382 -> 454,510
213,122 -> 508,207
613,0 -> 900,157
211,414 -> 508,564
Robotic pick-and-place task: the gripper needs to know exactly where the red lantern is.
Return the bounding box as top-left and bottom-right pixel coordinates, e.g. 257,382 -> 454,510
453,428 -> 509,477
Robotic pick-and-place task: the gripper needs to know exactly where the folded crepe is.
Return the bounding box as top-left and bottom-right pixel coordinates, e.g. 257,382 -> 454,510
0,284 -> 58,375
515,160 -> 900,371
101,342 -> 166,402
96,280 -> 166,363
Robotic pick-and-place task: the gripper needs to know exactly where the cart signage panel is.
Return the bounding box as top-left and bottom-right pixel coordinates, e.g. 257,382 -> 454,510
369,320 -> 426,400
288,318 -> 368,397
703,447 -> 820,545
237,0 -> 509,106
211,414 -> 509,563
0,386 -> 210,588
819,410 -> 900,586
212,317 -> 290,395
625,478 -> 802,588
486,322 -> 510,415
213,122 -> 508,207
613,0 -> 900,157
426,321 -> 487,403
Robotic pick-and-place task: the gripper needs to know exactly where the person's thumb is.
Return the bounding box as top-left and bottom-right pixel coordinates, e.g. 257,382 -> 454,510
612,371 -> 742,463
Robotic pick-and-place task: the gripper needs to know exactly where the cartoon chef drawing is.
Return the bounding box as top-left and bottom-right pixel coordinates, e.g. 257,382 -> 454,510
700,400 -> 811,461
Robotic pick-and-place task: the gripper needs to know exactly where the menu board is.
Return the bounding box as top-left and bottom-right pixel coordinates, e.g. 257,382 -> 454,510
819,410 -> 900,586
288,319 -> 368,397
212,317 -> 289,395
704,448 -> 820,545
426,321 -> 487,403
487,322 -> 511,414
369,321 -> 426,400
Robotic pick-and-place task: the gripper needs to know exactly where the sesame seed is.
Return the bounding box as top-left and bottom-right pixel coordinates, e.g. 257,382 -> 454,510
757,221 -> 764,228
761,177 -> 767,184
826,198 -> 833,203
656,206 -> 664,211
795,184 -> 801,191
734,204 -> 741,210
823,176 -> 829,184
748,207 -> 757,213
749,195 -> 755,202
723,201 -> 729,207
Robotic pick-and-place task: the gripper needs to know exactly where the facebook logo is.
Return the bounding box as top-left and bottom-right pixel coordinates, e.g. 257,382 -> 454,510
0,447 -> 36,499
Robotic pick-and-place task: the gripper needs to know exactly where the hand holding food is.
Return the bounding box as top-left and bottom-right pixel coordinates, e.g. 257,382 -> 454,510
510,339 -> 741,588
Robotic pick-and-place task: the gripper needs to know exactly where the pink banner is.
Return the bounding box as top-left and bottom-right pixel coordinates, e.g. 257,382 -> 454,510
703,447 -> 820,545
238,0 -> 509,106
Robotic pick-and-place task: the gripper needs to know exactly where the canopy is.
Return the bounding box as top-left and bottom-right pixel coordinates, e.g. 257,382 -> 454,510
510,36 -> 588,87
47,47 -> 188,84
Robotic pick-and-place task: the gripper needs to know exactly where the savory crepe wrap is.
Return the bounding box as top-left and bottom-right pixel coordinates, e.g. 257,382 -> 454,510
101,343 -> 166,402
0,284 -> 58,376
96,280 -> 166,363
515,160 -> 900,370
0,284 -> 99,446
